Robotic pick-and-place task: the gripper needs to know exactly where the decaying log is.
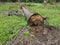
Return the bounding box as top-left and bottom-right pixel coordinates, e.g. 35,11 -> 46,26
20,4 -> 60,35
21,5 -> 44,26
20,4 -> 48,34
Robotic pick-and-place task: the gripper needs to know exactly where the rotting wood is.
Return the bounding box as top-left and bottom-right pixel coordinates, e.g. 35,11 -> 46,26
20,4 -> 60,35
20,4 -> 47,33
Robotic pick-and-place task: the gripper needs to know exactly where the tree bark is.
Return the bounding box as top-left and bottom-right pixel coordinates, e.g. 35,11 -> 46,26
20,5 -> 33,20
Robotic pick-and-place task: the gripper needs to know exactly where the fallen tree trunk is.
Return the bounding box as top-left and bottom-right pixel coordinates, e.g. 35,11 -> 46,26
20,4 -> 46,28
20,4 -> 60,37
21,5 -> 44,25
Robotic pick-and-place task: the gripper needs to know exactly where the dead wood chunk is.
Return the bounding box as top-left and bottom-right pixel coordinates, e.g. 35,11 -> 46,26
28,13 -> 44,26
27,13 -> 45,34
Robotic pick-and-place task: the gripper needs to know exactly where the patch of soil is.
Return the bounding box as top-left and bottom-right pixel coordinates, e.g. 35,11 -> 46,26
7,25 -> 60,45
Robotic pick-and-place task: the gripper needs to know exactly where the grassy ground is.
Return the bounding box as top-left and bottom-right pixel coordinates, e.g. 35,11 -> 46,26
0,2 -> 60,45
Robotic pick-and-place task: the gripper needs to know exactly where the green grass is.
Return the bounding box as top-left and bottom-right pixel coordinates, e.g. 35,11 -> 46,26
0,2 -> 60,45
0,14 -> 27,45
0,2 -> 19,10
